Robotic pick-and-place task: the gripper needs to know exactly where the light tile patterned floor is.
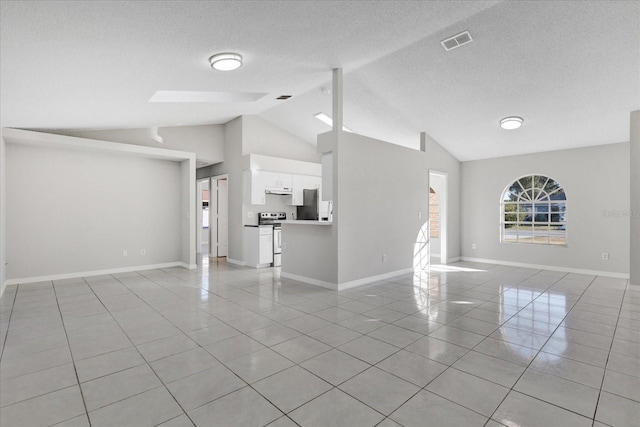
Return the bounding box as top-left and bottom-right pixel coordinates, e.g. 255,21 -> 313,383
0,259 -> 638,426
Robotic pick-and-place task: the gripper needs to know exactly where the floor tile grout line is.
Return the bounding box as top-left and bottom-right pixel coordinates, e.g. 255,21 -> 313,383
50,279 -> 92,426
590,278 -> 630,426
485,272 -> 601,424
0,286 -> 18,362
77,274 -> 199,426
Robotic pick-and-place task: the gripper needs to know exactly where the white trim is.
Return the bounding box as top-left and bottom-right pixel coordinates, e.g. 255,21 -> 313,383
178,263 -> 197,270
281,272 -> 338,290
282,268 -> 414,291
245,263 -> 272,269
226,258 -> 245,266
460,257 -> 630,279
4,262 -> 188,285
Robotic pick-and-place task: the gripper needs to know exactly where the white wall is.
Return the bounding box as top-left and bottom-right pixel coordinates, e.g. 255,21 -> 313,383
631,111 -> 640,285
5,143 -> 184,280
423,133 -> 461,262
242,115 -> 320,163
1,128 -> 195,287
0,134 -> 6,295
461,142 -> 630,276
282,131 -> 428,288
53,124 -> 225,166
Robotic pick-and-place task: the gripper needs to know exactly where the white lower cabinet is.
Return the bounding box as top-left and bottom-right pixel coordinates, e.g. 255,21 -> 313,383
244,226 -> 273,268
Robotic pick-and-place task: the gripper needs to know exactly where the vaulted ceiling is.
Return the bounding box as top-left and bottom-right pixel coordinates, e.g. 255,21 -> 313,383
1,1 -> 638,161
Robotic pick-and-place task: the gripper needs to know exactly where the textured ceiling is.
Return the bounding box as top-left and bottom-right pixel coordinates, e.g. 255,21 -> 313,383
1,0 -> 638,161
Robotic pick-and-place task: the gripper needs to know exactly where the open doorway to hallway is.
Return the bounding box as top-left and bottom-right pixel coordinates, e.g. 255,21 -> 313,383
429,171 -> 447,265
196,175 -> 228,258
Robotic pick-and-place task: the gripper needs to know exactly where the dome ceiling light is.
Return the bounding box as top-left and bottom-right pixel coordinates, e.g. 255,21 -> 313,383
500,116 -> 524,130
209,52 -> 242,71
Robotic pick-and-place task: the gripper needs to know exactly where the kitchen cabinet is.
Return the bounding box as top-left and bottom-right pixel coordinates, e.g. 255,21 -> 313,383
244,170 -> 294,205
261,171 -> 292,189
290,174 -> 321,206
244,226 -> 273,268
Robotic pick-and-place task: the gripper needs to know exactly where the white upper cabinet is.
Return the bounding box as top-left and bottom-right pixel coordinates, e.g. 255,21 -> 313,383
289,174 -> 321,206
262,171 -> 292,189
291,174 -> 305,206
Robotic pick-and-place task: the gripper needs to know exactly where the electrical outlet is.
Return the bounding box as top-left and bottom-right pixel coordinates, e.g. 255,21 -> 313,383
141,249 -> 146,255
248,211 -> 254,218
123,250 -> 128,257
602,252 -> 609,260
382,254 -> 387,262
418,211 -> 422,219
472,243 -> 477,250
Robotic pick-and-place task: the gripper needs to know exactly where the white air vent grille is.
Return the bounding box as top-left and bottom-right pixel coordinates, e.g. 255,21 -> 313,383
441,31 -> 473,51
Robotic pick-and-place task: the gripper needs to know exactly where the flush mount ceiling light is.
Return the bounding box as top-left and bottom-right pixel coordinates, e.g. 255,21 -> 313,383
209,52 -> 242,71
500,116 -> 524,130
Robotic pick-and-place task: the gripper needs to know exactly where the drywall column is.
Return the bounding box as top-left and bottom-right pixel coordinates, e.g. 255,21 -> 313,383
631,111 -> 640,286
332,68 -> 343,132
0,134 -> 6,296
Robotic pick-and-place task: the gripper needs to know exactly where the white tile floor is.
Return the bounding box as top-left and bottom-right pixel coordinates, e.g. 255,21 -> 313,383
1,258 -> 638,426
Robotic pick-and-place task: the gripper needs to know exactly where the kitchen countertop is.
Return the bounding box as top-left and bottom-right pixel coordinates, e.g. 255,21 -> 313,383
280,220 -> 332,226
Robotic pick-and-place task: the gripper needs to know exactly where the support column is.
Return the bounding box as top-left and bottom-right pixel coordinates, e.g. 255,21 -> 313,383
332,68 -> 343,132
631,111 -> 640,286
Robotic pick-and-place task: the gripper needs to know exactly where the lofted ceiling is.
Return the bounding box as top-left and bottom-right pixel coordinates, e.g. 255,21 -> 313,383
1,0 -> 638,161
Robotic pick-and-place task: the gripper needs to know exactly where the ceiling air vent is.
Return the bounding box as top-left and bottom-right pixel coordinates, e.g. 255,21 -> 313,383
276,95 -> 292,100
441,31 -> 473,51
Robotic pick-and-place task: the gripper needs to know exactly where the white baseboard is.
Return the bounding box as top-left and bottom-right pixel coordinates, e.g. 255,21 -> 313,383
226,258 -> 245,266
282,268 -> 414,291
177,263 -> 197,270
4,262 -> 188,285
460,257 -> 630,279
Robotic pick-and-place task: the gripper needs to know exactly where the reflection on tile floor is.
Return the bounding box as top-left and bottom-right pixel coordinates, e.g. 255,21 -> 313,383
1,258 -> 639,426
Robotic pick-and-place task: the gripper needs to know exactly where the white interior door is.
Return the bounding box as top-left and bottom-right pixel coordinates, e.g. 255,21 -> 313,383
218,178 -> 228,257
209,178 -> 218,257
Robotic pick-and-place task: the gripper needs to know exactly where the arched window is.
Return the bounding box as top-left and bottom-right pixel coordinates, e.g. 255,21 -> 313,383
501,175 -> 567,245
429,187 -> 439,239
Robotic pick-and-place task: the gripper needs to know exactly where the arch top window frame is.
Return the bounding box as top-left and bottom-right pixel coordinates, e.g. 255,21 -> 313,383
500,174 -> 567,246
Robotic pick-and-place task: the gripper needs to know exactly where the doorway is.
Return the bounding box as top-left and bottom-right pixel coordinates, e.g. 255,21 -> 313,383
197,175 -> 228,258
196,179 -> 210,255
429,171 -> 447,264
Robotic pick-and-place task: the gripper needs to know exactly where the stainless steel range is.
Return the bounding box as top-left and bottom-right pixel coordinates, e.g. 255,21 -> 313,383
258,212 -> 286,266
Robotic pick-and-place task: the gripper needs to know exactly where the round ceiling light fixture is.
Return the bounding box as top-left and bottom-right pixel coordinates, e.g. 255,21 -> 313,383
209,52 -> 242,71
500,116 -> 524,130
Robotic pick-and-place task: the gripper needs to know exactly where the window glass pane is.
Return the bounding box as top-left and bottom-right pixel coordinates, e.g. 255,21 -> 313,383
517,224 -> 533,243
550,203 -> 566,222
521,204 -> 533,222
534,175 -> 548,189
535,204 -> 550,213
505,181 -> 522,200
519,176 -> 533,191
532,225 -> 550,244
503,224 -> 518,242
549,225 -> 566,245
505,213 -> 518,222
503,190 -> 518,202
549,189 -> 566,200
534,213 -> 549,222
544,179 -> 561,194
